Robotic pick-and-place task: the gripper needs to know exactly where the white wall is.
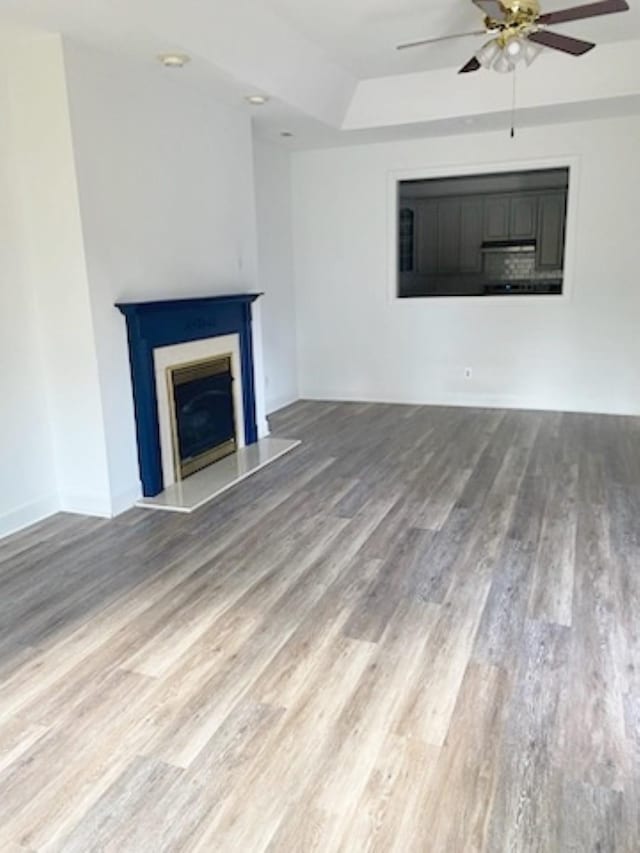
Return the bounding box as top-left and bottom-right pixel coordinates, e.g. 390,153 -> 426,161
292,116 -> 640,416
2,34 -> 112,534
62,40 -> 265,508
0,53 -> 58,537
253,137 -> 298,413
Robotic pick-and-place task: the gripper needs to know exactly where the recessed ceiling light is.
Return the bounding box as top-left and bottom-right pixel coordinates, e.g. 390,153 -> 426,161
158,53 -> 191,68
246,94 -> 269,106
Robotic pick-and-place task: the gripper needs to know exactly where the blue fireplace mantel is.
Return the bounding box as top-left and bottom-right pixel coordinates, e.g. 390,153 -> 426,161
117,294 -> 262,497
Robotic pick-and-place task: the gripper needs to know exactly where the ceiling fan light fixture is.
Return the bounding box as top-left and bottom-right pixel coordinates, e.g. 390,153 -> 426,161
493,51 -> 515,73
475,38 -> 501,68
523,39 -> 544,65
506,38 -> 524,59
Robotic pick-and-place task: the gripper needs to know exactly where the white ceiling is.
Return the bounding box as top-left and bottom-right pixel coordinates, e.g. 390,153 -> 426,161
266,0 -> 640,76
0,0 -> 639,146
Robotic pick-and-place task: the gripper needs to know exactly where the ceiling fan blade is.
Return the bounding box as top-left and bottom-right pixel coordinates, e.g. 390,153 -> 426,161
538,0 -> 629,25
527,29 -> 596,55
459,56 -> 482,73
472,1 -> 507,20
397,30 -> 486,50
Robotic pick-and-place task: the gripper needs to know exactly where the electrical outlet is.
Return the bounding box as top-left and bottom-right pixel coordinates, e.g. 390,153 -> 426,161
464,368 -> 473,380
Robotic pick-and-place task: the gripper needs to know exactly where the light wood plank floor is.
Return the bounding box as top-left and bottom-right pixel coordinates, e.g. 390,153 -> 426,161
1,401 -> 639,851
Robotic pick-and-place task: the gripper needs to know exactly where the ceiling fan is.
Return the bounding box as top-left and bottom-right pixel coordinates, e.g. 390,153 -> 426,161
397,0 -> 630,74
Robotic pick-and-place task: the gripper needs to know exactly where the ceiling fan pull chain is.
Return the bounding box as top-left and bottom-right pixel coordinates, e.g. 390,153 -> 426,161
510,67 -> 517,138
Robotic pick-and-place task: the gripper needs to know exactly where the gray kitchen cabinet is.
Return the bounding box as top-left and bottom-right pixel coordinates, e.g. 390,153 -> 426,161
406,188 -> 567,278
537,192 -> 567,269
459,198 -> 483,272
485,193 -> 539,241
510,195 -> 538,239
483,196 -> 511,240
437,199 -> 461,273
416,200 -> 439,274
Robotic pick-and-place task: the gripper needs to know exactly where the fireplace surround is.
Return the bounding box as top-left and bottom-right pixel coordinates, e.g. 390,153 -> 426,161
117,294 -> 261,497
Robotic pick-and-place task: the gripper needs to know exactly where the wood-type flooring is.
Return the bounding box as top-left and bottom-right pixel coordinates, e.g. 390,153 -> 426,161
0,401 -> 638,851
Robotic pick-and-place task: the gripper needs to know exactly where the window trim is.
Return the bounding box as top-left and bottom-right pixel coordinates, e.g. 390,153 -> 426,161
386,155 -> 580,306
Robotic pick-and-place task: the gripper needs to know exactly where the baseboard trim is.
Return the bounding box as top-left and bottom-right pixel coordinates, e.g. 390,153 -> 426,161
299,389 -> 640,418
266,395 -> 300,415
58,492 -> 113,519
0,495 -> 60,540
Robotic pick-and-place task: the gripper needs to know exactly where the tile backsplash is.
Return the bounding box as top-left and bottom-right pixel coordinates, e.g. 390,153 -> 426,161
484,251 -> 562,281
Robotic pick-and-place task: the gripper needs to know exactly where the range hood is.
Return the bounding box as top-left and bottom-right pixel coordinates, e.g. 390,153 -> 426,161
481,239 -> 537,254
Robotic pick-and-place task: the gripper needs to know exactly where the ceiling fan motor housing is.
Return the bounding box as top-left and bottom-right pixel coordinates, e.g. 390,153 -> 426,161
485,0 -> 542,46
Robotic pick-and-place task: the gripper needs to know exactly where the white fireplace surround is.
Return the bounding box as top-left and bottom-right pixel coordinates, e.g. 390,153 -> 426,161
153,334 -> 246,490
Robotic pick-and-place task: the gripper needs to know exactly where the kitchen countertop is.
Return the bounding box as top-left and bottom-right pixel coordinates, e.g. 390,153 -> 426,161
399,273 -> 563,298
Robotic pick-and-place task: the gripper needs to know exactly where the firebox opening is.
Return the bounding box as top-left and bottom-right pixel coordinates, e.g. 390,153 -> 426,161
167,354 -> 236,481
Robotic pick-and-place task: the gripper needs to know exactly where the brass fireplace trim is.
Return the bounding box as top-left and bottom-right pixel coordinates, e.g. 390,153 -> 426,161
166,353 -> 236,482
